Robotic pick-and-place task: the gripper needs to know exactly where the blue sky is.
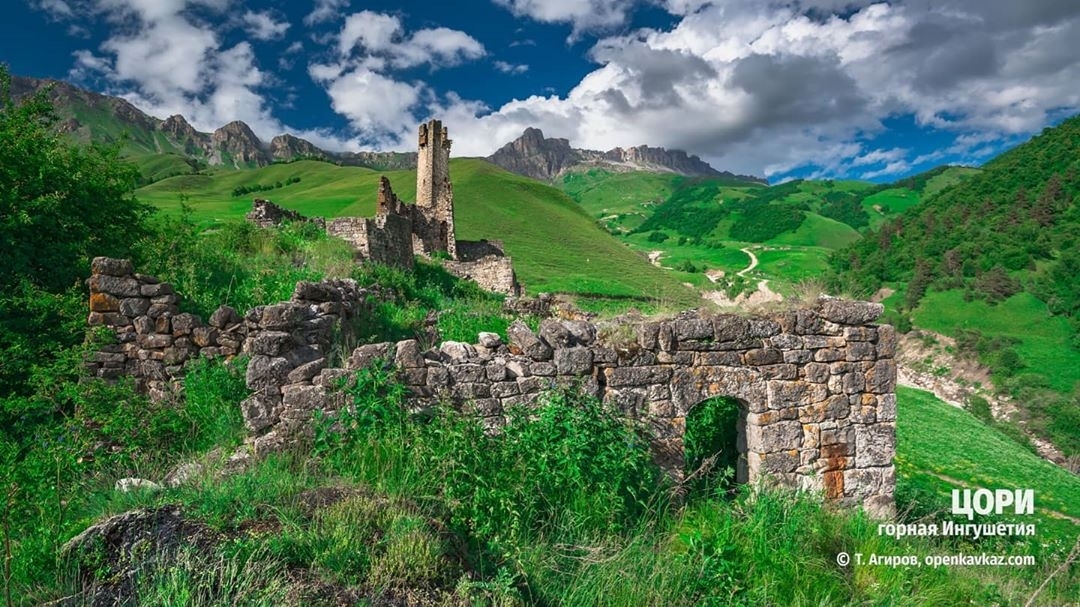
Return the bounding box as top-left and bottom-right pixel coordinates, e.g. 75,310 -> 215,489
2,0 -> 1079,182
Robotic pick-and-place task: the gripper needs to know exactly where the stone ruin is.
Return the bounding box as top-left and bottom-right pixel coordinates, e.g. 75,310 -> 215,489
86,257 -> 898,517
246,119 -> 520,296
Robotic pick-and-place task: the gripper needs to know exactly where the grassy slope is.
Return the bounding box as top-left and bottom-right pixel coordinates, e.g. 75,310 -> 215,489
897,386 -> 1080,539
136,159 -> 698,303
912,290 -> 1080,393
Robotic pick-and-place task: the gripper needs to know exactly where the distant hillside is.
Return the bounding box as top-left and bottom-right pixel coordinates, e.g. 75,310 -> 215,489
9,75 -> 415,176
136,158 -> 699,304
832,115 -> 1080,314
488,127 -> 766,183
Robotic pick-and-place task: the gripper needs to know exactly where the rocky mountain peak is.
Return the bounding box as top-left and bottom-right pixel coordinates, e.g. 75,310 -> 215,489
487,128 -> 580,181
209,120 -> 269,167
486,126 -> 762,182
270,134 -> 328,162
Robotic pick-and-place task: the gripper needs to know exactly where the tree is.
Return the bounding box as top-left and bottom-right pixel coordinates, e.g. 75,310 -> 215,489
0,64 -> 151,293
0,64 -> 151,396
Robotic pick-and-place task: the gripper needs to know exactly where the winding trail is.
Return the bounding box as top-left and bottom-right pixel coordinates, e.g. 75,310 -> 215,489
737,247 -> 759,277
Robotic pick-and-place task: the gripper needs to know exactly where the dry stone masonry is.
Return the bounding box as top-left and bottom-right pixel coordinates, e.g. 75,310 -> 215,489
87,261 -> 897,517
245,119 -> 520,295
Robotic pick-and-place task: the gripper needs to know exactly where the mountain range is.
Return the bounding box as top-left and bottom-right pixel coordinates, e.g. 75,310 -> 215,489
9,74 -> 758,183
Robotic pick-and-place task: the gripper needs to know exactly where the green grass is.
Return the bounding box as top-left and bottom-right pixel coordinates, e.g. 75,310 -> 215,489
136,159 -> 698,305
923,166 -> 982,198
766,212 -> 861,248
752,246 -> 833,286
896,386 -> 1080,539
913,290 -> 1080,393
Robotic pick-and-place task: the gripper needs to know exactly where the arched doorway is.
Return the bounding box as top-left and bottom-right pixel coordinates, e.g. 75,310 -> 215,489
683,396 -> 748,496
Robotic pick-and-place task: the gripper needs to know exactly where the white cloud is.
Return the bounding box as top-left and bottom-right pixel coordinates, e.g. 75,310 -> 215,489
241,10 -> 290,41
492,0 -> 637,37
494,60 -> 529,74
436,0 -> 1080,179
36,0 -> 74,18
304,0 -> 348,26
337,11 -> 486,69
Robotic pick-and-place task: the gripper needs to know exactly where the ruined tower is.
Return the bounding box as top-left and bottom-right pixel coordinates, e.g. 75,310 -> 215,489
414,119 -> 457,259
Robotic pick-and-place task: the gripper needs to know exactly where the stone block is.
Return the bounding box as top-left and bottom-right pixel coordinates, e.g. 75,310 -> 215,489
260,303 -> 308,330
490,381 -> 520,398
782,349 -> 812,364
209,305 -> 241,329
288,358 -> 327,384
89,292 -> 120,313
846,341 -> 877,362
118,297 -> 150,317
448,364 -> 485,383
636,322 -> 660,350
817,299 -> 883,325
171,313 -> 200,336
137,334 -> 173,349
675,318 -> 713,340
876,324 -> 897,357
248,331 -> 295,356
192,326 -> 219,347
147,304 -> 178,319
506,320 -> 552,360
349,342 -> 392,370
246,355 -> 292,393
865,359 -> 896,394
140,282 -> 174,297
89,274 -> 141,297
531,361 -> 556,376
485,362 -> 507,381
606,366 -> 672,387
769,334 -> 802,349
478,332 -> 502,348
746,319 -> 781,338
855,424 -> 895,467
441,341 -> 477,363
91,257 -> 134,276
554,347 -> 593,375
744,348 -> 782,365
712,315 -> 750,341
539,319 -> 574,349
813,347 -> 845,362
388,340 -> 421,369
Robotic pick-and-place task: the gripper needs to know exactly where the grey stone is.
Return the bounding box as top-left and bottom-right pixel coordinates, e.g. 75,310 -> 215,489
287,358 -> 327,383
507,320 -> 552,360
538,319 -> 574,349
478,332 -> 503,348
118,297 -> 150,317
91,257 -> 134,277
140,282 -> 174,297
209,305 -> 241,329
554,347 -> 593,375
245,355 -> 291,393
817,298 -> 884,325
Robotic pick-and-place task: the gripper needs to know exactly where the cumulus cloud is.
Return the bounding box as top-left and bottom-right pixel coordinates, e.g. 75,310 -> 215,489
494,60 -> 529,74
492,0 -> 637,37
66,0 -> 289,142
307,11 -> 487,146
304,0 -> 348,26
440,0 -> 1080,179
241,10 -> 290,41
337,11 -> 485,68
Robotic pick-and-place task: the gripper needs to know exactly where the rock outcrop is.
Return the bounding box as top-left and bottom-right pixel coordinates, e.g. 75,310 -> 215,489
487,127 -> 768,183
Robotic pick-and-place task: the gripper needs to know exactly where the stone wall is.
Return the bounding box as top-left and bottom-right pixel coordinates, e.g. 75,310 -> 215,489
89,264 -> 897,517
443,256 -> 520,296
87,257 -> 371,406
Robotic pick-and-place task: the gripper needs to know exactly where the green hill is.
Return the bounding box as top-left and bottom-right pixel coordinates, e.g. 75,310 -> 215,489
830,116 -> 1080,457
136,158 -> 699,305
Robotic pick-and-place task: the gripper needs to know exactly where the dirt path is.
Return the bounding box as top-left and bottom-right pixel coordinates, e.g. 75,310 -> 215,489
738,247 -> 759,277
648,250 -> 663,267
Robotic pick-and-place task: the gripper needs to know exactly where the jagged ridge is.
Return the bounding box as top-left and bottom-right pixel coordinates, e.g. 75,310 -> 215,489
487,127 -> 766,183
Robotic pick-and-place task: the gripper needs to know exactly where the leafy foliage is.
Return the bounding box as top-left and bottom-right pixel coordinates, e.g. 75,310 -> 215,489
0,65 -> 151,294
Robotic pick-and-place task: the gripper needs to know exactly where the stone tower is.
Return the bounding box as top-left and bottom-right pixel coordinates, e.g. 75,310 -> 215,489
414,119 -> 457,259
